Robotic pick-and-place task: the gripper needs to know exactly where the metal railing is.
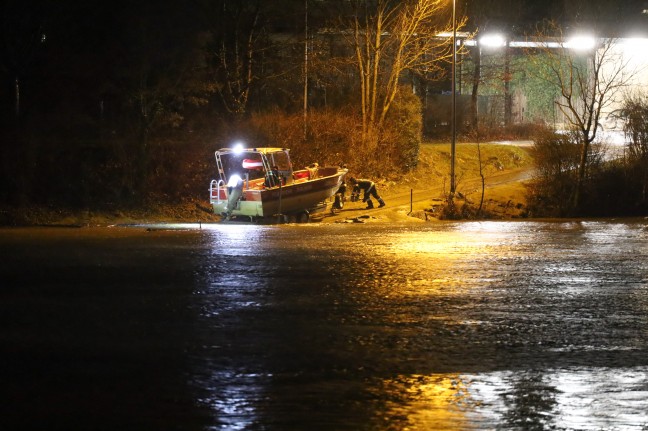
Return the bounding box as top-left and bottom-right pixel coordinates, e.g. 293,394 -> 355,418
209,179 -> 226,204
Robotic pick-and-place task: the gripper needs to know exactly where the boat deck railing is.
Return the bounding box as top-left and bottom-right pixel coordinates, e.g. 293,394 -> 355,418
209,179 -> 226,203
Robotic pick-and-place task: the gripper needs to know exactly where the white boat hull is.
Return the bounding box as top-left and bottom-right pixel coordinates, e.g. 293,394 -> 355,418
209,147 -> 346,220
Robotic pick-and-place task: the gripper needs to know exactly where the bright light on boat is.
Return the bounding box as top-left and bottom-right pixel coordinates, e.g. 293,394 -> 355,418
227,174 -> 242,187
232,142 -> 244,154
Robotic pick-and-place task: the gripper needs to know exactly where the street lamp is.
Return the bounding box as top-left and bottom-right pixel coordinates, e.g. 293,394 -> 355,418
479,32 -> 512,125
565,35 -> 596,51
450,0 -> 456,196
480,33 -> 506,48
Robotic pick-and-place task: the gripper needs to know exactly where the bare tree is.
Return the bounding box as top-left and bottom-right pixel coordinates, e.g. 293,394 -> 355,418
202,0 -> 264,116
464,0 -> 525,130
0,0 -> 47,121
530,23 -> 640,210
344,0 -> 458,146
620,93 -> 648,160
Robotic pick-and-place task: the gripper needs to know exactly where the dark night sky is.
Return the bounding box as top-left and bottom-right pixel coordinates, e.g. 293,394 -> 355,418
466,0 -> 648,36
2,0 -> 647,121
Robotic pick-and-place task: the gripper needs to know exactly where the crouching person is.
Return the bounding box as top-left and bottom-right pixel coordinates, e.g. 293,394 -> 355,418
348,177 -> 385,209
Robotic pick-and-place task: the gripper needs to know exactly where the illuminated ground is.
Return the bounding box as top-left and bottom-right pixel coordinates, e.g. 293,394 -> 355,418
319,142 -> 534,224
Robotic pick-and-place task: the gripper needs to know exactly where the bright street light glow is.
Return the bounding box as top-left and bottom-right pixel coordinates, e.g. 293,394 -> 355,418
480,34 -> 506,48
621,37 -> 648,57
436,31 -> 471,38
565,35 -> 596,51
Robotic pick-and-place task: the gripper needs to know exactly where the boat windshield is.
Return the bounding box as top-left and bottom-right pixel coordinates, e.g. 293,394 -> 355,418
265,151 -> 292,173
217,150 -> 292,183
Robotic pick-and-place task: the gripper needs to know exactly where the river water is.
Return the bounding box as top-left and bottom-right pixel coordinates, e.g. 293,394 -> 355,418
1,220 -> 648,430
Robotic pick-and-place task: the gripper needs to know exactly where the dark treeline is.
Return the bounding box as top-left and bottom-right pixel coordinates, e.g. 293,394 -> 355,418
0,0 -> 314,209
2,0 -> 647,216
1,0 -> 441,211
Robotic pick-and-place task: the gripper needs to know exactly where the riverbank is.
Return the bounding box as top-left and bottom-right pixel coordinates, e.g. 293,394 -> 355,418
318,142 -> 534,223
0,143 -> 534,227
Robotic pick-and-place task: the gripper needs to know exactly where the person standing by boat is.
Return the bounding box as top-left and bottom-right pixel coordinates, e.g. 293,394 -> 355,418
348,177 -> 385,209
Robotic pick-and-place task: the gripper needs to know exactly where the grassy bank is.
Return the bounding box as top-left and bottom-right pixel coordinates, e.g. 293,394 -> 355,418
366,142 -> 534,221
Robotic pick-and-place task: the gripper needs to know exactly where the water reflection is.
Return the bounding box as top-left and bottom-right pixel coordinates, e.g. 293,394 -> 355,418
186,220 -> 648,429
4,221 -> 646,429
369,367 -> 648,430
194,371 -> 270,431
190,225 -> 279,429
369,374 -> 473,429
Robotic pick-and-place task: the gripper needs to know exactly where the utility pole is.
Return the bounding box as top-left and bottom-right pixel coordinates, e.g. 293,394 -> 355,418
15,78 -> 20,119
450,0 -> 457,196
303,0 -> 308,141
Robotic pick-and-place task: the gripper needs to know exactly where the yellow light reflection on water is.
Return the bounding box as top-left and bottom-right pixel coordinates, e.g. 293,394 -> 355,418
387,222 -> 524,260
388,231 -> 490,259
376,374 -> 475,430
374,228 -> 513,295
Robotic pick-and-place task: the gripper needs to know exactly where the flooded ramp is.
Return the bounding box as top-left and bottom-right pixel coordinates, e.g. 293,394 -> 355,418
1,220 -> 648,430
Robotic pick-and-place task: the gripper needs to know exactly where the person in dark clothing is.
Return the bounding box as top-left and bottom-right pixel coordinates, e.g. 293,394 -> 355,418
331,179 -> 347,213
348,177 -> 385,209
265,165 -> 284,188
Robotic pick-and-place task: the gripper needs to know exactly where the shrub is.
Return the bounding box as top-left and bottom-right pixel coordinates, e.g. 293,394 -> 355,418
212,95 -> 423,179
620,93 -> 648,160
579,93 -> 648,216
526,130 -> 581,217
244,109 -> 360,169
382,87 -> 422,173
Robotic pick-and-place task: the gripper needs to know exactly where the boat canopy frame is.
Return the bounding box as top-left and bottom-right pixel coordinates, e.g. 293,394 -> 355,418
214,147 -> 294,187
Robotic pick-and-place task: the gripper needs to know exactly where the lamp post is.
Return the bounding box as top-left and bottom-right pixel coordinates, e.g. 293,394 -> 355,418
303,0 -> 308,141
450,0 -> 456,196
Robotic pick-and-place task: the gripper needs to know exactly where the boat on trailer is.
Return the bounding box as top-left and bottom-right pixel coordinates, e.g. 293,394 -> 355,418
209,146 -> 347,222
